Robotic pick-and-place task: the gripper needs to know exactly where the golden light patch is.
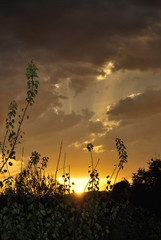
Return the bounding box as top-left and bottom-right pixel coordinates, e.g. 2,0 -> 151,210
54,83 -> 60,89
106,104 -> 111,112
97,61 -> 114,80
75,186 -> 84,194
128,92 -> 141,99
93,145 -> 104,153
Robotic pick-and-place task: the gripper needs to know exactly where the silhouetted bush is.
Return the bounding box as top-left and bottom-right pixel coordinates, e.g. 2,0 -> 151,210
111,180 -> 130,202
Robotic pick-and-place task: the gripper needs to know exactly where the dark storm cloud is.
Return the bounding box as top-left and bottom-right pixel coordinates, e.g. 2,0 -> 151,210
0,0 -> 161,70
107,89 -> 161,122
0,0 -> 160,101
27,107 -> 102,137
0,0 -> 161,129
29,110 -> 82,135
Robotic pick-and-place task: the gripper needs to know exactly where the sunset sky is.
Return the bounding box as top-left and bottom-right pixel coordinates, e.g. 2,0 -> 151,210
1,1 -> 161,190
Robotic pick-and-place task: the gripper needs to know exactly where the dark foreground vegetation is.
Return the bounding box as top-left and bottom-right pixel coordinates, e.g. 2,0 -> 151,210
0,158 -> 161,240
1,62 -> 161,239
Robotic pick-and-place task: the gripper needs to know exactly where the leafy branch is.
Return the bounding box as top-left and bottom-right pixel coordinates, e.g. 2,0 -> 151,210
0,61 -> 39,175
106,138 -> 128,190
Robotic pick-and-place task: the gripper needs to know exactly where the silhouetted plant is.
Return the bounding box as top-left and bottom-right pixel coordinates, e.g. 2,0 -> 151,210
86,143 -> 94,171
55,153 -> 74,195
106,164 -> 117,191
61,168 -> 72,194
86,143 -> 100,191
41,156 -> 49,179
106,138 -> 128,191
114,138 -> 128,184
13,151 -> 50,196
0,61 -> 39,185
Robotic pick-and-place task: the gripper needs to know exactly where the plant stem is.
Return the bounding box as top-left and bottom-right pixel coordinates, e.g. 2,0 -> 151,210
55,139 -> 63,192
91,151 -> 94,172
63,152 -> 66,187
110,165 -> 117,183
114,167 -> 121,185
69,164 -> 70,194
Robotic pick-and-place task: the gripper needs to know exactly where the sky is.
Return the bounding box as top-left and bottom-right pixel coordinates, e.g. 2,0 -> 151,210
1,0 -> 161,190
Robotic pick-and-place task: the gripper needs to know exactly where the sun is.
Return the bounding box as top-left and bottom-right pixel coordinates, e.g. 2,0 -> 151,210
70,178 -> 89,194
75,186 -> 84,194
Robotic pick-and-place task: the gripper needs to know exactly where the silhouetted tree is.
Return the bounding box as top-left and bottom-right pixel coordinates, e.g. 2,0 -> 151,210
131,158 -> 161,212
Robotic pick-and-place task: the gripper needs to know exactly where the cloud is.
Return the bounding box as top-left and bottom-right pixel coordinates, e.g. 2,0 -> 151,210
93,88 -> 161,170
0,0 -> 161,96
29,109 -> 82,136
87,121 -> 106,134
107,89 -> 161,122
18,106 -> 108,159
1,1 -> 161,179
24,3 -> 161,72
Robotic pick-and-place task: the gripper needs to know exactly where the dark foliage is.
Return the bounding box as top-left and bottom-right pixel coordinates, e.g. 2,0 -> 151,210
131,158 -> 161,213
109,205 -> 161,240
111,180 -> 130,202
0,190 -> 161,240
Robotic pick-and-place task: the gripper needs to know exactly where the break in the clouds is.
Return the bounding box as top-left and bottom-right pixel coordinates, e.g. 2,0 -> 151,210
1,1 -> 161,179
